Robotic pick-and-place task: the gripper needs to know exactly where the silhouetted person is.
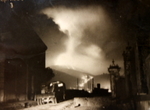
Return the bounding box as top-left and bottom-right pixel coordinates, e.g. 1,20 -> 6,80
97,83 -> 101,89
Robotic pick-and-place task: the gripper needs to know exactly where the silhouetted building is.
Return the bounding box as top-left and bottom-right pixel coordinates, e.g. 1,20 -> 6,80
107,60 -> 127,100
115,77 -> 126,99
94,73 -> 110,92
135,29 -> 150,94
122,28 -> 150,97
65,89 -> 90,100
0,3 -> 47,102
122,43 -> 138,98
108,60 -> 121,98
92,83 -> 110,97
145,55 -> 150,94
121,28 -> 150,109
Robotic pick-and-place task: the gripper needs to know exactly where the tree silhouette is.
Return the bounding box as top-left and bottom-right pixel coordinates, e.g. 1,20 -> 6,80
41,67 -> 55,84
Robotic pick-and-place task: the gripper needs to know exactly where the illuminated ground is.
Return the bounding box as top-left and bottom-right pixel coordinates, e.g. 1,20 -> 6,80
19,100 -> 74,110
19,100 -> 103,110
19,97 -> 112,110
0,97 -> 132,110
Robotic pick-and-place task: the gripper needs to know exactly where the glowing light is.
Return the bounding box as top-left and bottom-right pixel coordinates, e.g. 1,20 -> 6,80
10,2 -> 14,8
104,86 -> 108,89
79,75 -> 93,89
108,89 -> 111,93
50,83 -> 53,87
58,83 -> 63,87
42,6 -> 115,75
79,83 -> 84,87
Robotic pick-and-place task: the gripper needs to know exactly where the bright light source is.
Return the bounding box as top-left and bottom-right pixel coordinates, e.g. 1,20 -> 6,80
10,2 -> 14,8
108,89 -> 111,93
79,83 -> 84,87
50,83 -> 53,87
58,83 -> 63,87
42,6 -> 112,76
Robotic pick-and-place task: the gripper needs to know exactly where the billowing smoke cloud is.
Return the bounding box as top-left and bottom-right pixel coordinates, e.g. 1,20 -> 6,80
41,6 -> 124,75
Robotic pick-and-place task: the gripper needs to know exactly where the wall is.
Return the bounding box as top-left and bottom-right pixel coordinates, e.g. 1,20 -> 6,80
0,53 -> 5,102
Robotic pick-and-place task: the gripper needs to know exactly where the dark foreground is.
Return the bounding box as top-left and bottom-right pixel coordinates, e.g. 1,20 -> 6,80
0,97 -> 134,110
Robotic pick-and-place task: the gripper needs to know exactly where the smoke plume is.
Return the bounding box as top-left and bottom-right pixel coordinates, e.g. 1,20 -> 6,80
41,6 -> 123,75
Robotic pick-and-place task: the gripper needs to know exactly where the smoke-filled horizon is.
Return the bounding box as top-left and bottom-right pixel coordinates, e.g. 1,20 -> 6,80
39,5 -> 126,75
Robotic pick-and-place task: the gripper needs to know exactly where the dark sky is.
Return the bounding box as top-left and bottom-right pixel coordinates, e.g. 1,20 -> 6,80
1,0 -> 150,76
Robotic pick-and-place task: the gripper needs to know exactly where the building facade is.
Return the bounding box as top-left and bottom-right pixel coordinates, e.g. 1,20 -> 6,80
122,28 -> 150,97
0,4 -> 48,102
108,60 -> 121,98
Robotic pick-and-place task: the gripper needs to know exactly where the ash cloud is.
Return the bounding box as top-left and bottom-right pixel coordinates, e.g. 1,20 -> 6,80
40,5 -> 126,75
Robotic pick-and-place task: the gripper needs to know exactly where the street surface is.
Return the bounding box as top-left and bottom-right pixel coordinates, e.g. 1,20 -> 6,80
19,99 -> 105,110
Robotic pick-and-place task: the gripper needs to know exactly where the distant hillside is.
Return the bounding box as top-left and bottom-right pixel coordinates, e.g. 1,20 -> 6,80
50,65 -> 93,89
51,69 -> 77,89
50,65 -> 110,90
51,65 -> 93,78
